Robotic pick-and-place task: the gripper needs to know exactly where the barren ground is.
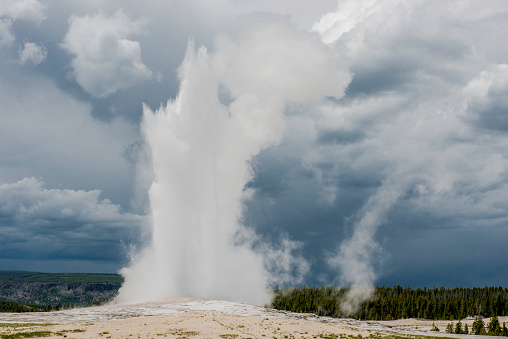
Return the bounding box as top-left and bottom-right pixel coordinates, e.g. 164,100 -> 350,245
0,299 -> 506,339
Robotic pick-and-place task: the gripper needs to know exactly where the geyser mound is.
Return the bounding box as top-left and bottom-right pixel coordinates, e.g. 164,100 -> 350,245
116,17 -> 351,306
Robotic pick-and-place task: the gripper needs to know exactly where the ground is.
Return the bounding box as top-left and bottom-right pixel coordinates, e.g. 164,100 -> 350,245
0,299 -> 506,338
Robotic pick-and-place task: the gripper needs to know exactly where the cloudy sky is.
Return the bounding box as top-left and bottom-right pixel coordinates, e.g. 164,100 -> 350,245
1,0 -> 508,290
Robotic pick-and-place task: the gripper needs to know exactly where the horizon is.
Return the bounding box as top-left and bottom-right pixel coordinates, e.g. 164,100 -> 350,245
1,269 -> 506,290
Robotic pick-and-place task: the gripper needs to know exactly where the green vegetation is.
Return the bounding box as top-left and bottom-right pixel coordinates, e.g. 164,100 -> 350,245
446,316 -> 507,336
472,317 -> 486,335
0,300 -> 55,313
0,271 -> 122,284
0,270 -> 122,312
1,327 -> 86,339
0,298 -> 116,313
1,331 -> 52,338
271,285 -> 508,320
0,324 -> 52,329
167,329 -> 199,337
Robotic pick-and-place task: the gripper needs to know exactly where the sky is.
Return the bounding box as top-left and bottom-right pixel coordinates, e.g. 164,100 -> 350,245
1,0 -> 508,290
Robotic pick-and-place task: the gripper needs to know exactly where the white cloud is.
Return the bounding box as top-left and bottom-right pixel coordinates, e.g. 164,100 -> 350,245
0,177 -> 127,226
19,41 -> 47,64
313,0 -> 405,45
0,177 -> 144,261
62,10 -> 153,97
0,0 -> 45,21
0,0 -> 45,47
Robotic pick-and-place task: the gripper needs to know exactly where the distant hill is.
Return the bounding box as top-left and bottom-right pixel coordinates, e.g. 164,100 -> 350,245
0,270 -> 123,284
0,270 -> 123,309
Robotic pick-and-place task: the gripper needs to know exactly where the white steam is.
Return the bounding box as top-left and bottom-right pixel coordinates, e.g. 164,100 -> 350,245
116,16 -> 350,306
328,182 -> 402,315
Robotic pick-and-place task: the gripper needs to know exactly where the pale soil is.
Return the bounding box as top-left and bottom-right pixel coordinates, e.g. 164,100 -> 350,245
0,299 -> 506,339
378,316 -> 508,333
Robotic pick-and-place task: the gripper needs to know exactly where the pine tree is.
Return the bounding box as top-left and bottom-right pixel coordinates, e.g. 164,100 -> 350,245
270,285 -> 508,321
472,316 -> 485,335
446,322 -> 454,333
501,322 -> 507,336
464,323 -> 469,334
487,315 -> 501,336
455,321 -> 463,334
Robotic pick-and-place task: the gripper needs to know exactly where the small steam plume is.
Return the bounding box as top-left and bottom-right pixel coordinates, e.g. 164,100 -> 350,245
311,0 -> 407,316
328,182 -> 401,315
116,16 -> 351,306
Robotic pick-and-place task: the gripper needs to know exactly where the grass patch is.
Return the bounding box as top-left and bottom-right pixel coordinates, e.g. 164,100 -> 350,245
55,329 -> 85,334
319,334 -> 339,339
1,331 -> 52,338
167,329 -> 199,337
0,325 -> 52,329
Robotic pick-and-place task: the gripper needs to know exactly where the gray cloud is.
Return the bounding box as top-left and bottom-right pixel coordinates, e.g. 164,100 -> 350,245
61,10 -> 153,98
19,41 -> 47,64
244,0 -> 508,293
0,65 -> 138,208
0,0 -> 45,47
0,177 -> 143,264
467,64 -> 508,133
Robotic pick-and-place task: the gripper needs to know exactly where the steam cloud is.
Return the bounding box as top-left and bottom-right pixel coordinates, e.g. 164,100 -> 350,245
328,182 -> 402,315
116,16 -> 351,305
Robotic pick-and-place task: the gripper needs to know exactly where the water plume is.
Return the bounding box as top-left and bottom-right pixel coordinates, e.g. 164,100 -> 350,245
116,16 -> 351,306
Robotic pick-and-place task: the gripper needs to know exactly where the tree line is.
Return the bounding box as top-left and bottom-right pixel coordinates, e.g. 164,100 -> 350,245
0,299 -> 111,312
0,299 -> 55,312
271,285 -> 508,321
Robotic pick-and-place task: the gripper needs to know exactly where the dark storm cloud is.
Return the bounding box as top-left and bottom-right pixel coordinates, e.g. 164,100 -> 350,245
467,65 -> 508,133
243,0 -> 508,292
379,224 -> 508,287
317,129 -> 365,145
341,27 -> 475,99
0,178 -> 144,264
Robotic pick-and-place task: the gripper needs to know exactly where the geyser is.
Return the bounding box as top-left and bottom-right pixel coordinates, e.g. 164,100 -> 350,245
116,17 -> 350,306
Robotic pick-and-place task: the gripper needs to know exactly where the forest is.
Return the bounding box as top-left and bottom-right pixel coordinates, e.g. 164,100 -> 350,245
271,286 -> 508,322
0,271 -> 121,309
0,299 -> 55,312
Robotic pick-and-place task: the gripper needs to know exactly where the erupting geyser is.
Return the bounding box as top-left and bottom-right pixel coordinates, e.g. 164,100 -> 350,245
116,17 -> 350,306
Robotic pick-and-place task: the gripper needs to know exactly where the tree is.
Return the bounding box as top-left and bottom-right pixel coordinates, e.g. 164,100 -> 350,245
431,322 -> 439,332
501,322 -> 507,336
473,316 -> 485,335
270,285 -> 508,321
487,315 -> 501,336
446,322 -> 454,333
455,321 -> 463,334
464,323 -> 469,334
